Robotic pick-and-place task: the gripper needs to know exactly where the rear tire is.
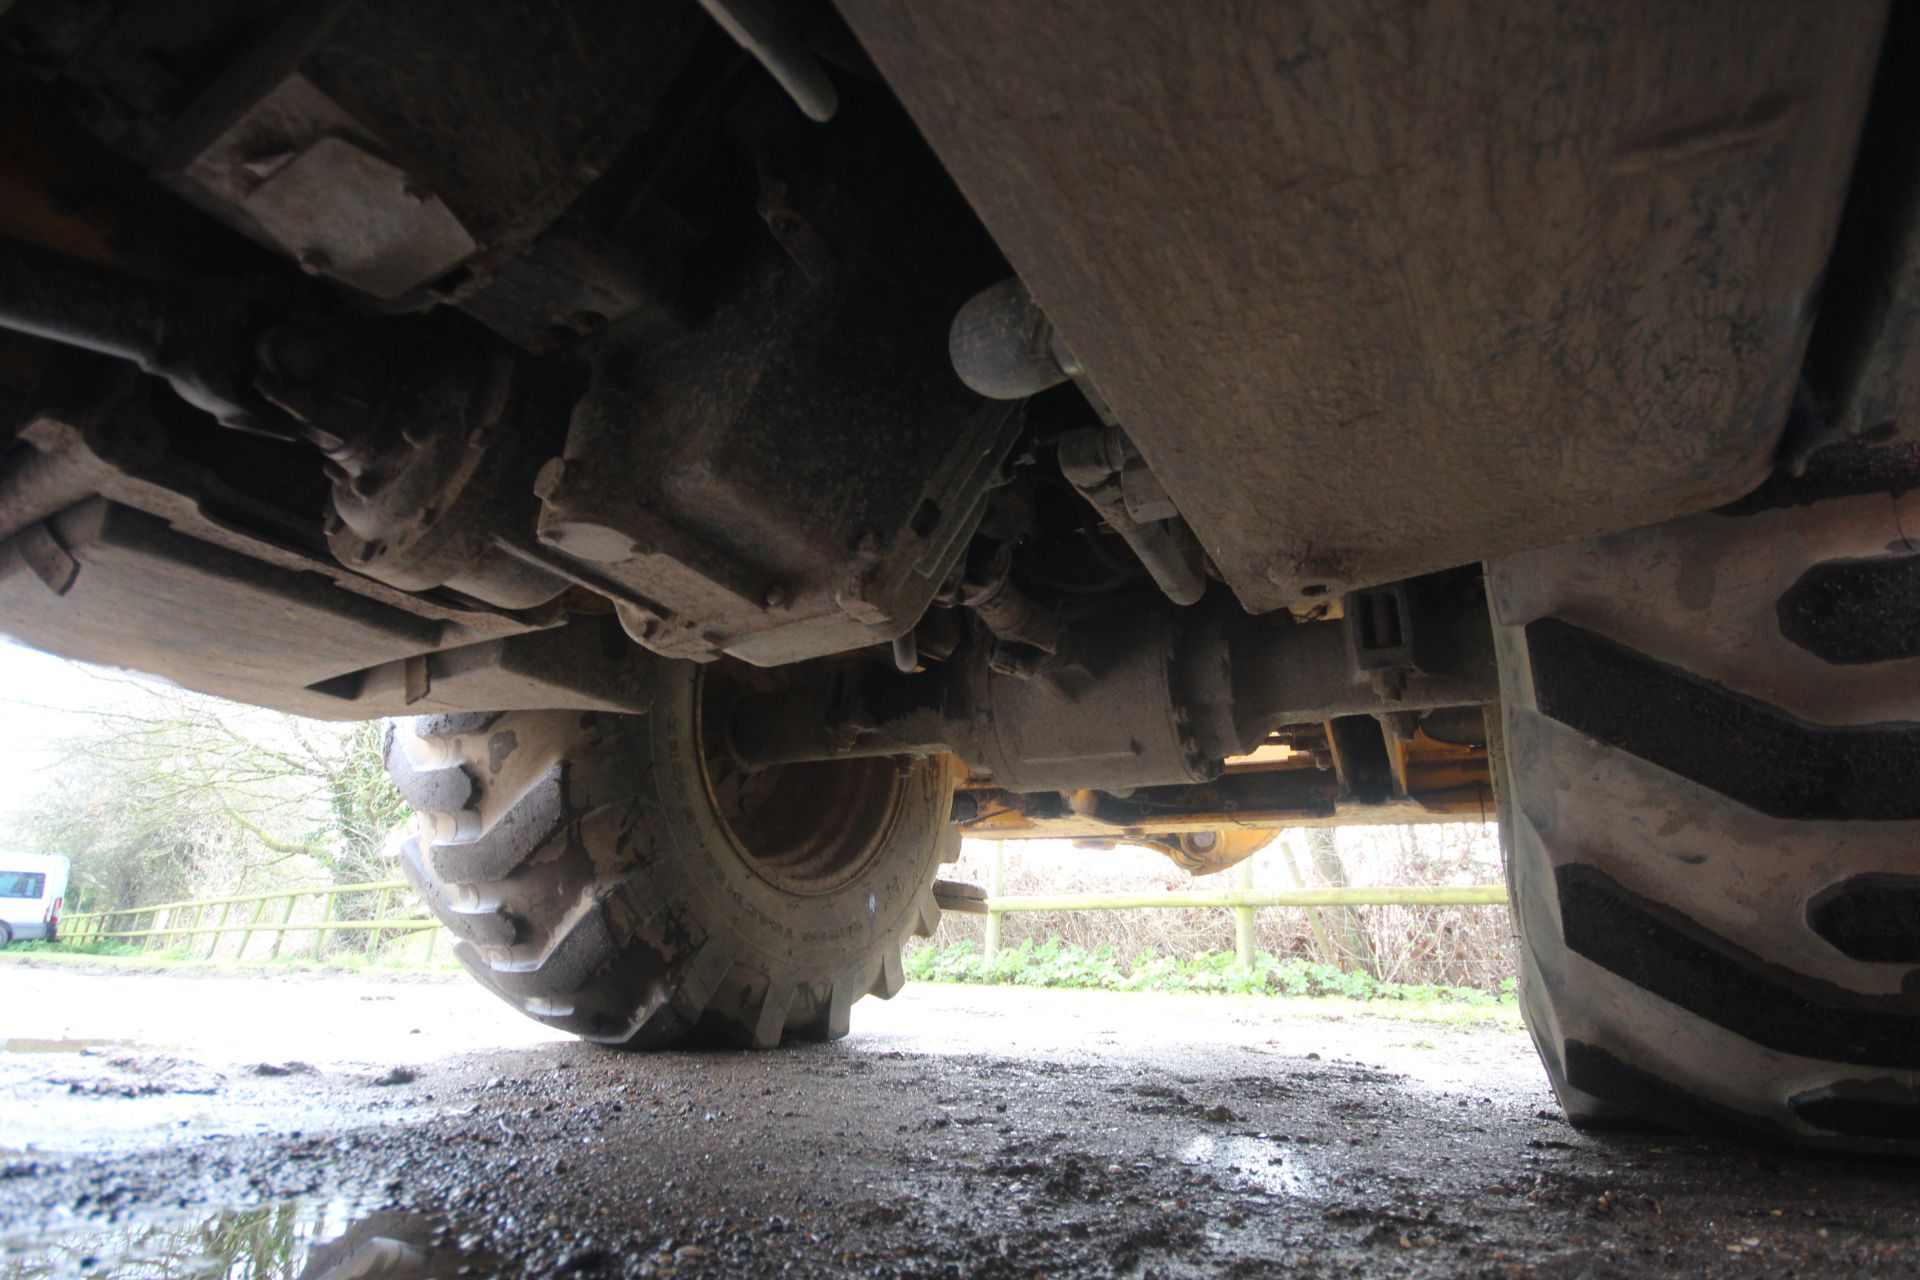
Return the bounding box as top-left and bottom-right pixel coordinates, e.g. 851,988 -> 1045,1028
384,661 -> 954,1048
1488,474 -> 1920,1152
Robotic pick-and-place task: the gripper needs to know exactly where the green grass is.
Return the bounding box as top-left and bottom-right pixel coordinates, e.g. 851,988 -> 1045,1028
25,937 -> 154,958
10,937 -> 461,974
21,935 -> 1514,1017
906,938 -> 1517,1008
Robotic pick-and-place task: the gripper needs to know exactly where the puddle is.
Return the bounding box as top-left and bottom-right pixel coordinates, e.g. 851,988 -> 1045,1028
1179,1133 -> 1323,1198
1,1040 -> 135,1056
0,1049 -> 443,1157
0,1200 -> 495,1280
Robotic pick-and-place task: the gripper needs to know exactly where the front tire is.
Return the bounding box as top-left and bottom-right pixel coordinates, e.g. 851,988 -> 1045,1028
1488,473 -> 1920,1152
384,661 -> 954,1048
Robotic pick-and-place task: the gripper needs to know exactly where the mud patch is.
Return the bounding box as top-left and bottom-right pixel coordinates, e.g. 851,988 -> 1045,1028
5,967 -> 1920,1277
1179,1133 -> 1323,1198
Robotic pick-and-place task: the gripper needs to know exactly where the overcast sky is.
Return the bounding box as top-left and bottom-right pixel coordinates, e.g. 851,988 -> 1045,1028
0,639 -> 174,812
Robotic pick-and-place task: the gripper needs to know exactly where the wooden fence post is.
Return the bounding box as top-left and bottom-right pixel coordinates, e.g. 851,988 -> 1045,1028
368,887 -> 391,955
1233,855 -> 1257,970
315,891 -> 338,957
237,897 -> 269,962
268,894 -> 297,959
207,901 -> 233,960
1284,835 -> 1339,968
983,842 -> 1006,965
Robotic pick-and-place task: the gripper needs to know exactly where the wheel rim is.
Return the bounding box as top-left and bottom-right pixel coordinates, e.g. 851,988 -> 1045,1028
696,666 -> 910,896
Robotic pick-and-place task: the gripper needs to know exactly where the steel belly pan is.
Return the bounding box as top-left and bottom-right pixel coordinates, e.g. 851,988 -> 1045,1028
0,500 -> 451,713
841,0 -> 1886,608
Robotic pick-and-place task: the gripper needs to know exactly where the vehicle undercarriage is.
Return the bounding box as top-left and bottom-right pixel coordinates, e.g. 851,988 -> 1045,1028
2,0 -> 1917,1152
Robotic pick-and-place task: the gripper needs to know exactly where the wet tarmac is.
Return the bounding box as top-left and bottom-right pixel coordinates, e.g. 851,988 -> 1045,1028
2,958 -> 1917,1277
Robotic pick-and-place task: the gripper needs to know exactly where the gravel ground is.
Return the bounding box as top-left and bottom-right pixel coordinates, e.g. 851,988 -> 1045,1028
2,957 -> 1917,1278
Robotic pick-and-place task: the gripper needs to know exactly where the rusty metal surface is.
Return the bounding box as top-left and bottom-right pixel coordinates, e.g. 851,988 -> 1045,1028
0,493 -> 655,719
1141,828 -> 1278,878
725,592 -> 1496,795
239,134 -> 477,298
1,498 -> 448,707
533,114 -> 1020,667
959,610 -> 1218,792
3,368 -> 539,643
840,0 -> 1886,611
955,725 -> 1492,842
954,783 -> 1464,839
0,356 -> 667,719
0,75 -> 273,280
96,0 -> 707,333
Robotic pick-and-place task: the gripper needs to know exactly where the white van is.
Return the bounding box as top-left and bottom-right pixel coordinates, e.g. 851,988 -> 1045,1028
0,853 -> 70,946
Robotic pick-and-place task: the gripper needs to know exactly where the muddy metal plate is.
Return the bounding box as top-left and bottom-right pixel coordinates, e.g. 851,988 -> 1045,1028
840,1 -> 1885,610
